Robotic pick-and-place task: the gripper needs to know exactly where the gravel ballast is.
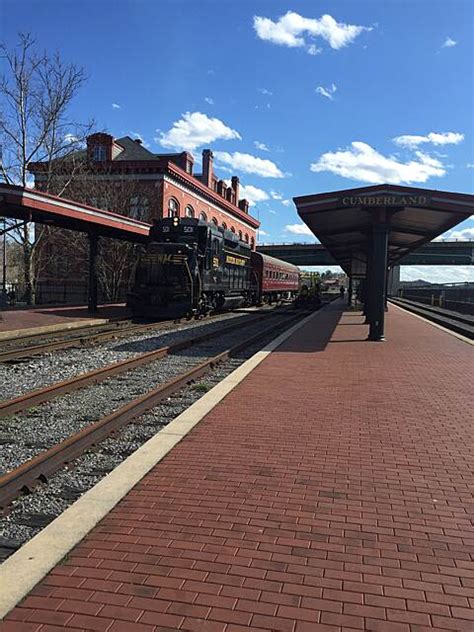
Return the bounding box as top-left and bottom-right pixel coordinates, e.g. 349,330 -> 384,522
0,312 -> 292,561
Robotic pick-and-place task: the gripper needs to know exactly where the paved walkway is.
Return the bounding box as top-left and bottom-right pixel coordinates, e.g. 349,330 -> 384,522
0,304 -> 130,336
2,303 -> 474,631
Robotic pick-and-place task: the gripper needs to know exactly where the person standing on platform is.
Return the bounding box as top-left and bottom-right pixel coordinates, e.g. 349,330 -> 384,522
339,285 -> 345,299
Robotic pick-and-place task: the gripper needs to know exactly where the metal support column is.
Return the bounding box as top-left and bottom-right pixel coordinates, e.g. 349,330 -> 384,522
364,246 -> 373,324
347,276 -> 353,307
367,219 -> 389,341
88,233 -> 99,313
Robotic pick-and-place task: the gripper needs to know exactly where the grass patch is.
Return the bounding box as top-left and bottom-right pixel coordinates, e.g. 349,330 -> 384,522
192,382 -> 211,393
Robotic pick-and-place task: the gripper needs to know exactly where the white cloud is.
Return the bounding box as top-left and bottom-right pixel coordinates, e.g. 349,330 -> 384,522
214,151 -> 284,178
230,182 -> 270,206
393,131 -> 464,148
64,133 -> 79,144
158,112 -> 241,151
258,88 -> 273,96
270,191 -> 283,200
254,141 -> 269,151
316,83 -> 337,100
129,131 -> 150,148
401,265 -> 473,284
307,44 -> 322,56
258,229 -> 269,236
467,163 -> 474,168
112,103 -> 121,109
442,227 -> 474,241
204,97 -> 214,105
281,199 -> 291,207
442,37 -> 457,48
310,141 -> 446,184
253,11 -> 372,54
285,223 -> 314,236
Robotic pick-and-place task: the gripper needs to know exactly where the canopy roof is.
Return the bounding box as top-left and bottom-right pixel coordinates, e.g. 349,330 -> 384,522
294,184 -> 474,278
0,184 -> 150,242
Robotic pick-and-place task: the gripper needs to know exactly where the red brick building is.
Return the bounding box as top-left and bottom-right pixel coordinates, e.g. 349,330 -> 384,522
28,133 -> 260,303
30,133 -> 260,245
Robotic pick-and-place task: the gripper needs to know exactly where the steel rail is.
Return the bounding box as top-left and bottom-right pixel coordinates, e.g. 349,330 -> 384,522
389,298 -> 474,339
0,311 -> 282,418
0,319 -> 180,363
0,311 -> 304,509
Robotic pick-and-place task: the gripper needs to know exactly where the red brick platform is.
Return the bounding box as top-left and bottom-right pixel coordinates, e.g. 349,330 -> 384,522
2,302 -> 474,631
0,304 -> 130,335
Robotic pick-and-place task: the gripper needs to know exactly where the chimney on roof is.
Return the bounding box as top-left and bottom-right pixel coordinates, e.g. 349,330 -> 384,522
231,176 -> 240,206
202,149 -> 214,188
134,138 -> 143,145
217,180 -> 226,197
239,199 -> 249,214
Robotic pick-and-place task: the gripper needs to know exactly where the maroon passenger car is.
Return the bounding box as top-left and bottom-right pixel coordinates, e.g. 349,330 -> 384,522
251,252 -> 300,304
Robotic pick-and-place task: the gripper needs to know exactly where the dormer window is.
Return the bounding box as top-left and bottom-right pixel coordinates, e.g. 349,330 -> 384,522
93,145 -> 107,161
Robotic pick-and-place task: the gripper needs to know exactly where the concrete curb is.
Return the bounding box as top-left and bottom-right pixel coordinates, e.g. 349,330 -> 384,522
391,302 -> 473,345
0,307 -> 324,619
0,318 -> 112,342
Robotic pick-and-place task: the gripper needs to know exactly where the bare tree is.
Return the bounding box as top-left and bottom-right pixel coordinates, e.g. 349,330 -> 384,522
0,33 -> 93,303
38,172 -> 153,303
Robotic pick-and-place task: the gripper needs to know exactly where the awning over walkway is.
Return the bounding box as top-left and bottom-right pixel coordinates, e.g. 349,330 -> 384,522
294,184 -> 474,341
0,184 -> 150,242
294,184 -> 474,279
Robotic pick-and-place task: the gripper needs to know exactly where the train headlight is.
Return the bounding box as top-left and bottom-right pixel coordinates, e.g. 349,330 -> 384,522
173,217 -> 179,226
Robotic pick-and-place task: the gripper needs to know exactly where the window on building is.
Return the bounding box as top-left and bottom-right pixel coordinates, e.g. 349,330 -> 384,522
238,230 -> 243,241
130,196 -> 150,220
250,237 -> 255,249
168,198 -> 179,218
211,217 -> 218,226
93,145 -> 107,161
185,205 -> 194,218
244,233 -> 249,243
199,211 -> 207,222
230,226 -> 236,233
222,222 -> 227,230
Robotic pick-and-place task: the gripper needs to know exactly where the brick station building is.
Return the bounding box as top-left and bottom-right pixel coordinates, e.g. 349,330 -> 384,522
28,133 -> 260,302
30,133 -> 259,244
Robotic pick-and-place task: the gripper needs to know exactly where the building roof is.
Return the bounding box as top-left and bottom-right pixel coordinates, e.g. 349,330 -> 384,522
294,184 -> 474,278
113,136 -> 160,161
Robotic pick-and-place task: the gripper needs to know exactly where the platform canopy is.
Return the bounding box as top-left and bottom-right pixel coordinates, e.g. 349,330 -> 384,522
0,184 -> 150,242
294,184 -> 474,279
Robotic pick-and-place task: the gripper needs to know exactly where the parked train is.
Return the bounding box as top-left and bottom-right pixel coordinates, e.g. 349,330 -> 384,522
127,216 -> 300,318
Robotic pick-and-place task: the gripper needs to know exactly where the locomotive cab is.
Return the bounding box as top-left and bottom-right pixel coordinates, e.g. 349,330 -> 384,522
128,216 -> 258,319
128,217 -> 204,318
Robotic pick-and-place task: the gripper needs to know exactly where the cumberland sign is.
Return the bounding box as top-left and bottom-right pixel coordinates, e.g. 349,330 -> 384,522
341,195 -> 430,207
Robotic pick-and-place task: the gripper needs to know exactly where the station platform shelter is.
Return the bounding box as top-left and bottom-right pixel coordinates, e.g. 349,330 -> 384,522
2,299 -> 473,631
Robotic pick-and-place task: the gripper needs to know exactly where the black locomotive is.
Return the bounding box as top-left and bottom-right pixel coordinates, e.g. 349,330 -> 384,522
128,216 -> 256,318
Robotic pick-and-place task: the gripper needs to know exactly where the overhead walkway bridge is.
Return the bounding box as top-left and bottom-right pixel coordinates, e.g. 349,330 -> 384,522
257,240 -> 474,266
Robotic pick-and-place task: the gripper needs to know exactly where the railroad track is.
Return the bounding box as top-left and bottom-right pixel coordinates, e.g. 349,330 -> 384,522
0,317 -> 178,363
0,309 -> 307,509
0,311 -> 277,418
0,306 -> 287,364
389,297 -> 474,339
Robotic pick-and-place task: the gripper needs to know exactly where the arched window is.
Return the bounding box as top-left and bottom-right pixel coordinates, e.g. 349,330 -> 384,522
185,205 -> 194,218
244,233 -> 249,243
250,237 -> 255,249
238,230 -> 243,241
199,211 -> 207,222
230,226 -> 236,233
222,222 -> 227,230
168,198 -> 179,218
211,217 -> 218,226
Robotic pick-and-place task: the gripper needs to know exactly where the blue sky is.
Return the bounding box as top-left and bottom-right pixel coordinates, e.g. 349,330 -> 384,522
2,0 -> 473,282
